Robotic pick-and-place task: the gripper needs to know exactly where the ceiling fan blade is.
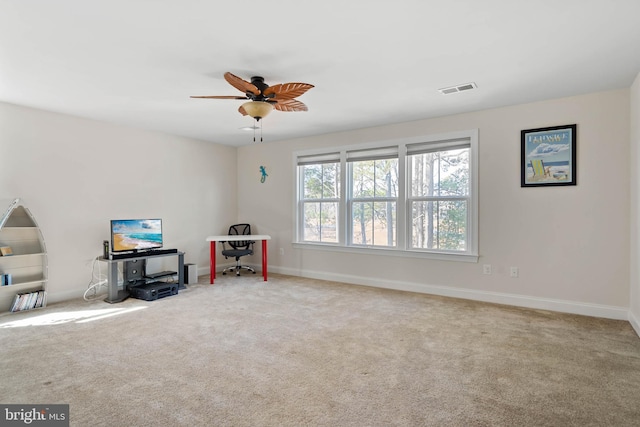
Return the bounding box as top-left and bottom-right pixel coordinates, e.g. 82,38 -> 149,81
263,82 -> 314,99
238,104 -> 248,116
273,99 -> 308,112
224,72 -> 260,96
190,95 -> 247,99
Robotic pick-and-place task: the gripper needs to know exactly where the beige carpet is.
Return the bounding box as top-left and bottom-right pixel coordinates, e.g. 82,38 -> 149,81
1,274 -> 639,427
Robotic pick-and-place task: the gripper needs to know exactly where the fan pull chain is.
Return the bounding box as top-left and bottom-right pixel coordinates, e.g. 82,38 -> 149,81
251,118 -> 264,142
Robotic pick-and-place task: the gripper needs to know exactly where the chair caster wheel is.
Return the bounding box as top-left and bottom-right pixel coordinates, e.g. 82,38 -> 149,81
252,271 -> 256,274
222,272 -> 227,275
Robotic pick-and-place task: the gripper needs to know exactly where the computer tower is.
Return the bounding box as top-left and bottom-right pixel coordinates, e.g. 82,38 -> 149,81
184,263 -> 198,284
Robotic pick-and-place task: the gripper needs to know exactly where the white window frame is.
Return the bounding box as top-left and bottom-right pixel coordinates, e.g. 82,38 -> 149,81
347,146 -> 399,248
406,137 -> 474,253
293,129 -> 478,262
296,152 -> 342,245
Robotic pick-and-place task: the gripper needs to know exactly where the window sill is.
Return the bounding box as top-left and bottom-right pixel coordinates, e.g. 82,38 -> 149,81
292,242 -> 478,263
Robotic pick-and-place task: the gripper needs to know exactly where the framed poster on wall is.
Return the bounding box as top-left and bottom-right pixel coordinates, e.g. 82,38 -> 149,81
521,124 -> 577,187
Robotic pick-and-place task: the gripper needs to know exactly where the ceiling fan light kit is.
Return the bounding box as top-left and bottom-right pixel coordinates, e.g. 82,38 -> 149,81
191,72 -> 314,142
241,101 -> 274,120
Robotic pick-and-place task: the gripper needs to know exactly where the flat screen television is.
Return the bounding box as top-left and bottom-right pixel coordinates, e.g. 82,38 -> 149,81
110,219 -> 163,253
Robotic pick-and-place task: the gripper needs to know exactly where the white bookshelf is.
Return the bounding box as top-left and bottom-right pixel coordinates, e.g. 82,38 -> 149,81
0,198 -> 48,312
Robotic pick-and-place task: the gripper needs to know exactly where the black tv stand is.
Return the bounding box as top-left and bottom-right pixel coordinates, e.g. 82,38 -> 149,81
99,250 -> 184,303
110,248 -> 178,260
145,270 -> 177,280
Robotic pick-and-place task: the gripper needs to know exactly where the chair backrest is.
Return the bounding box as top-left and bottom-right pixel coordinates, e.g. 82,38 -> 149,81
228,223 -> 252,250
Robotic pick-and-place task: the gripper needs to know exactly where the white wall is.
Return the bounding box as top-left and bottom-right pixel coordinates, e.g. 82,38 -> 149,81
0,102 -> 237,303
631,73 -> 640,335
238,89 -> 631,320
1,88 -> 634,323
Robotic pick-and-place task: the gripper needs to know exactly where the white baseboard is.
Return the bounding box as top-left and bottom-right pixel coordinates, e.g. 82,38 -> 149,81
629,310 -> 640,338
45,262 -> 633,327
45,263 -> 637,333
198,263 -> 234,278
47,288 -> 88,304
47,264 -> 229,303
270,266 -> 629,321
198,265 -> 211,277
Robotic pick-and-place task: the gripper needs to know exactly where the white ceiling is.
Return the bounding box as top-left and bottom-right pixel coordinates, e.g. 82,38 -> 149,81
1,1 -> 639,147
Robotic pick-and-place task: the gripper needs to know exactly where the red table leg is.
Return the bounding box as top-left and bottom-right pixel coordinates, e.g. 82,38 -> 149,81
262,239 -> 268,281
210,241 -> 216,284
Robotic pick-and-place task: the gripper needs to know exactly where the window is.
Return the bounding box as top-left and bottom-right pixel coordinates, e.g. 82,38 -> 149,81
297,153 -> 340,243
407,140 -> 470,252
347,147 -> 398,247
295,130 -> 478,262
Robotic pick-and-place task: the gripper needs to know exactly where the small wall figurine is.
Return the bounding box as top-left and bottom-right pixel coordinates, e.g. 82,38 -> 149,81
260,166 -> 268,183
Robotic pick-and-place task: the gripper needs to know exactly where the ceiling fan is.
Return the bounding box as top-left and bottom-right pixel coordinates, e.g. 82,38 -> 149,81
191,72 -> 314,121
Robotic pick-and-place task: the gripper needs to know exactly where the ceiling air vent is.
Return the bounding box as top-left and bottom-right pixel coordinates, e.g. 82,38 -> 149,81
438,82 -> 477,95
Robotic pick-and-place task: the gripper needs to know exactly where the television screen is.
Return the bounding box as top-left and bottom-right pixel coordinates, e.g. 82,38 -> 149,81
110,219 -> 163,252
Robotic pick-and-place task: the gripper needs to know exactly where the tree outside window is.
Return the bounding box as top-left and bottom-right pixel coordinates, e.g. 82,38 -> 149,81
300,162 -> 340,243
350,158 -> 398,246
408,147 -> 469,251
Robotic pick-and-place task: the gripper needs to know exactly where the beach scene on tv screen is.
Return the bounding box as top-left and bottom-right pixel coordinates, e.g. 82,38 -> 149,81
112,219 -> 162,251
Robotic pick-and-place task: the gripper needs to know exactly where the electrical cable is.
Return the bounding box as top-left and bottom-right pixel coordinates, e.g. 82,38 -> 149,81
83,256 -> 108,301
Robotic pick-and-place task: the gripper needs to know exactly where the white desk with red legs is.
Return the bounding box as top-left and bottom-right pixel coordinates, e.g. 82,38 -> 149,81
206,234 -> 271,284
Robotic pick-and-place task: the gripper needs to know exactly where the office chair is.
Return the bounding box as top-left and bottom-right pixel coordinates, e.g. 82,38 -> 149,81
221,224 -> 256,276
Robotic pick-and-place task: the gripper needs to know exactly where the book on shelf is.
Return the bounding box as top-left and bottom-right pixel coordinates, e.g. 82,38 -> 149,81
35,290 -> 45,308
0,246 -> 13,256
10,289 -> 46,312
10,293 -> 22,312
1,273 -> 13,286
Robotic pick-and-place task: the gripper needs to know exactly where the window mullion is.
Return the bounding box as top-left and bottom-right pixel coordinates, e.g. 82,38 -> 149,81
340,151 -> 348,246
397,144 -> 406,250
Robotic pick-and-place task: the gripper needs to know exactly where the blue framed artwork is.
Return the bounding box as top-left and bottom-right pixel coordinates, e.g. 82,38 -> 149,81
521,124 -> 577,187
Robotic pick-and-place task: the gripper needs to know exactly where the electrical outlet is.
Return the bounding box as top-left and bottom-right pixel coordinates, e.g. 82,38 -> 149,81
279,248 -> 284,256
510,267 -> 519,278
483,264 -> 492,275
